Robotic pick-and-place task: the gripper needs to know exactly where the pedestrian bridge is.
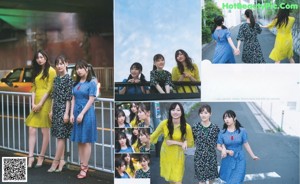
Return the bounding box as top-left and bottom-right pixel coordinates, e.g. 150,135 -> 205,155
0,91 -> 114,173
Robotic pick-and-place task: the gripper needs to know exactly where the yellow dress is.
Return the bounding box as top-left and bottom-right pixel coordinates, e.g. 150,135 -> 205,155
130,116 -> 139,127
126,160 -> 142,178
171,63 -> 200,93
26,67 -> 56,128
150,119 -> 194,182
267,16 -> 295,61
132,139 -> 140,153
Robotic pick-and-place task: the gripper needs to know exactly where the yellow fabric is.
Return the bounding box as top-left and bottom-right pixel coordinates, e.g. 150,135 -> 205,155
130,116 -> 139,127
26,67 -> 56,128
171,63 -> 200,93
267,17 -> 295,61
126,160 -> 142,178
132,139 -> 140,153
150,119 -> 194,182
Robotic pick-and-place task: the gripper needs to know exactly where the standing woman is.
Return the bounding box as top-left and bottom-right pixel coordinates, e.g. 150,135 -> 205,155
217,110 -> 259,184
150,102 -> 194,184
172,49 -> 200,93
47,55 -> 73,172
237,9 -> 265,63
70,60 -> 97,179
26,49 -> 56,168
211,16 -> 238,64
192,104 -> 219,184
261,4 -> 295,63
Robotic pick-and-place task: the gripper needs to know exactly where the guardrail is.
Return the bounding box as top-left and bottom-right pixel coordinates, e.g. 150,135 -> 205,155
0,91 -> 114,173
115,81 -> 201,101
93,67 -> 114,91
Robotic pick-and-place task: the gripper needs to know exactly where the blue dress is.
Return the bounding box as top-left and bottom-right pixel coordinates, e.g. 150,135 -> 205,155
120,79 -> 149,94
117,146 -> 134,153
71,81 -> 97,143
217,128 -> 248,184
212,29 -> 235,64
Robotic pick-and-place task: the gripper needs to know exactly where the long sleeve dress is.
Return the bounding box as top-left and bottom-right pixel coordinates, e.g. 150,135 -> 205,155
171,63 -> 200,93
192,122 -> 219,182
212,29 -> 236,64
26,67 -> 56,128
266,16 -> 295,61
237,23 -> 265,63
150,119 -> 194,182
217,128 -> 248,184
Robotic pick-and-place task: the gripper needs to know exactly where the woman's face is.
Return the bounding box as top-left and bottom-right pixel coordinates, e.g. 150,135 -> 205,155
140,158 -> 149,168
138,109 -> 148,121
224,115 -> 235,127
124,154 -> 130,163
176,51 -> 186,63
199,108 -> 211,122
170,105 -> 182,119
117,114 -> 125,124
55,60 -> 67,73
118,137 -> 127,147
131,103 -> 138,113
139,132 -> 149,144
76,66 -> 88,78
132,128 -> 139,136
117,163 -> 126,172
154,58 -> 165,70
36,53 -> 47,66
130,67 -> 141,79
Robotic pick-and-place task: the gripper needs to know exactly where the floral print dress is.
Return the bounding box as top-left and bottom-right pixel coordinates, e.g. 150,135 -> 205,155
237,23 -> 265,63
150,70 -> 173,93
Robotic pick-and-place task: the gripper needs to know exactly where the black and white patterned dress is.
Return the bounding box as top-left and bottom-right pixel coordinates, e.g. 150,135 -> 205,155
192,122 -> 220,182
237,23 -> 265,63
150,70 -> 173,93
135,168 -> 150,178
51,74 -> 73,139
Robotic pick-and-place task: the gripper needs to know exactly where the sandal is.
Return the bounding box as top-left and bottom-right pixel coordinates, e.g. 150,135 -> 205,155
77,165 -> 88,179
34,155 -> 45,168
47,159 -> 59,172
27,156 -> 35,169
55,159 -> 66,172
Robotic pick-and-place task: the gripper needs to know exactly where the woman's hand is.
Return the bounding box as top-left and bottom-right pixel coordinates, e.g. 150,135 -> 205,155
166,140 -> 175,146
63,113 -> 69,123
227,150 -> 234,156
49,111 -> 53,121
221,149 -> 227,158
252,155 -> 260,160
70,114 -> 74,124
76,113 -> 84,123
182,141 -> 187,150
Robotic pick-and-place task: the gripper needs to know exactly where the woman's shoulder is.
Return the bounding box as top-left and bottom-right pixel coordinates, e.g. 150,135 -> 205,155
49,67 -> 56,74
160,119 -> 168,125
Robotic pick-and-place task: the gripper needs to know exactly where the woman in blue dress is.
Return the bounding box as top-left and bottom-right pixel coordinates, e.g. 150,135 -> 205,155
212,16 -> 239,64
70,60 -> 97,179
115,131 -> 134,153
217,110 -> 259,184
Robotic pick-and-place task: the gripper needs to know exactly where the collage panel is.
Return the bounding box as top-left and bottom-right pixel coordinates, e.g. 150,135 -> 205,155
114,0 -> 201,101
202,0 -> 299,64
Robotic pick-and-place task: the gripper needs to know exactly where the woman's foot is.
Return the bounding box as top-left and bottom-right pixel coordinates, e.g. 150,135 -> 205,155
77,165 -> 88,179
55,160 -> 66,172
47,159 -> 59,172
34,155 -> 45,168
27,156 -> 35,168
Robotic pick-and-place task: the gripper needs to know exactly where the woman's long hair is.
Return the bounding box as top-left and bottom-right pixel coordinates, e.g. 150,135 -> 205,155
131,128 -> 141,148
245,9 -> 255,28
211,16 -> 227,34
115,131 -> 131,152
175,49 -> 195,74
129,102 -> 139,123
222,110 -> 243,134
167,102 -> 186,140
73,60 -> 92,86
115,158 -> 125,178
121,154 -> 135,174
115,109 -> 126,128
152,54 -> 165,70
127,62 -> 146,83
275,4 -> 290,28
32,49 -> 51,81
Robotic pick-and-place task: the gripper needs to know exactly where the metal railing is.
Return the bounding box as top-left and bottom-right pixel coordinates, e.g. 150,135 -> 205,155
0,91 -> 114,173
93,67 -> 114,91
115,81 -> 201,101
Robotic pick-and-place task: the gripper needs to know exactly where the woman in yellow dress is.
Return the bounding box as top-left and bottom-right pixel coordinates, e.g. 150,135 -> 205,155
172,49 -> 200,93
26,49 -> 56,168
150,102 -> 194,184
261,4 -> 295,63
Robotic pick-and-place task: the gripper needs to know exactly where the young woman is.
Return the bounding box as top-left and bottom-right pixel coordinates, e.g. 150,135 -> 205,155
47,55 -> 73,172
26,49 -> 56,168
217,110 -> 259,184
119,62 -> 150,94
150,102 -> 194,184
115,131 -> 134,153
138,128 -> 151,153
115,158 -> 131,179
261,4 -> 295,63
70,60 -> 98,179
150,54 -> 173,94
192,104 -> 220,184
137,103 -> 153,132
211,17 -> 238,64
135,155 -> 151,178
171,49 -> 200,93
121,153 -> 141,178
129,102 -> 140,127
237,9 -> 265,63
115,109 -> 131,128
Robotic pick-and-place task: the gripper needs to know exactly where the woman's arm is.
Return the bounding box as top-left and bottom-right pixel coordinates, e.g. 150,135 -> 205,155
244,142 -> 259,160
77,96 -> 96,123
165,85 -> 170,93
155,84 -> 165,94
63,101 -> 71,123
227,37 -> 239,55
70,96 -> 75,123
